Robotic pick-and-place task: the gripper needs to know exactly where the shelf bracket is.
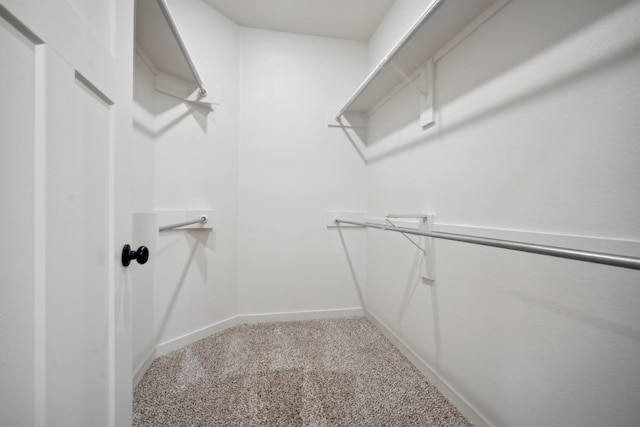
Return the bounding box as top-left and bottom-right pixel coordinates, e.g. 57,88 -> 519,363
386,214 -> 436,282
419,58 -> 435,129
389,60 -> 428,98
387,58 -> 435,129
385,218 -> 425,254
420,214 -> 436,282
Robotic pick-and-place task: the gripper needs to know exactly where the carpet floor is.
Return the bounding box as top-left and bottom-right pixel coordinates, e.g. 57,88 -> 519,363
133,317 -> 472,426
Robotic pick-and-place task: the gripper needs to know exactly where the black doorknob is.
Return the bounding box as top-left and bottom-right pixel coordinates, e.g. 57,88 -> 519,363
121,244 -> 149,267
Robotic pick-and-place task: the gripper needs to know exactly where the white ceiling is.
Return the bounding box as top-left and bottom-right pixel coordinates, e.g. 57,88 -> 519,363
203,0 -> 396,42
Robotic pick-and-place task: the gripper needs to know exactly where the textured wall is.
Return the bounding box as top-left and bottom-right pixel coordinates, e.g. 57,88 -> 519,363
131,0 -> 240,360
132,0 -> 370,364
364,0 -> 640,426
237,28 -> 368,315
132,1 -> 640,425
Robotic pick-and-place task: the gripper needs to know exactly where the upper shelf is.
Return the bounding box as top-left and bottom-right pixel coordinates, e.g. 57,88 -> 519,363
337,0 -> 498,119
135,0 -> 218,108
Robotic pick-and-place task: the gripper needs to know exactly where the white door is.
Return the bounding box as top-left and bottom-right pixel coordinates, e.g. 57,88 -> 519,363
0,1 -> 134,426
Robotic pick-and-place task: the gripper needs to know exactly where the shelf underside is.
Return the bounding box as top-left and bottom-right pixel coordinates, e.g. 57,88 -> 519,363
344,0 -> 497,115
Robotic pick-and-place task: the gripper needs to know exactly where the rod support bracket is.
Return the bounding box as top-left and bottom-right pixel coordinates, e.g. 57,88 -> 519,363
386,213 -> 435,282
419,215 -> 436,282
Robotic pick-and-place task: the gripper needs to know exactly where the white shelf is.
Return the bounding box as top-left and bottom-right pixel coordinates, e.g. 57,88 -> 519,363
337,0 -> 498,118
135,0 -> 219,108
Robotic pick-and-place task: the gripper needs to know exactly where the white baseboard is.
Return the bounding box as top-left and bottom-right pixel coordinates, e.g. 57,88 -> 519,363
135,308 -> 365,386
365,310 -> 493,427
155,316 -> 239,358
237,307 -> 364,324
133,348 -> 157,388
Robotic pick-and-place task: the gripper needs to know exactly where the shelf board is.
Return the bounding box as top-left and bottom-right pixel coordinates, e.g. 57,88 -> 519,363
339,0 -> 498,117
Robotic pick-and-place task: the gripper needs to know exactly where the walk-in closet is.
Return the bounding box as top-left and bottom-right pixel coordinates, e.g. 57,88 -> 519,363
2,0 -> 639,425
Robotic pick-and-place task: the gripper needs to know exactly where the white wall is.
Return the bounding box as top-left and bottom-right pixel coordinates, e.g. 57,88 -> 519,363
132,1 -> 640,425
132,0 -> 370,375
237,28 -> 368,315
131,0 -> 240,369
364,0 -> 640,426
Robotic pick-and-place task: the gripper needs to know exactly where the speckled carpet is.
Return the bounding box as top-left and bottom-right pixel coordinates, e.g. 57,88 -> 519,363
133,317 -> 472,426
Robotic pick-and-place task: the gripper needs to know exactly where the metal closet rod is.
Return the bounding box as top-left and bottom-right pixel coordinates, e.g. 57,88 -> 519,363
159,215 -> 207,232
156,0 -> 207,97
336,0 -> 445,120
334,219 -> 640,271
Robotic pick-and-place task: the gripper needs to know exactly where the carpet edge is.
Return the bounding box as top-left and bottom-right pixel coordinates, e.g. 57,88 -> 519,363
138,308 -> 365,384
365,309 -> 494,427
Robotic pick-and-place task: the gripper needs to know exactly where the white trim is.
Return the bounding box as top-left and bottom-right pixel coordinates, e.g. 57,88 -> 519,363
237,307 -> 365,325
365,310 -> 493,427
433,222 -> 640,256
107,77 -> 118,427
132,348 -> 156,388
33,43 -> 47,427
155,316 -> 239,358
363,215 -> 640,257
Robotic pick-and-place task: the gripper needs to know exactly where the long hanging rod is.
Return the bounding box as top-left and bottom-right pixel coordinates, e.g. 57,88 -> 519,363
159,216 -> 207,232
336,0 -> 445,120
334,219 -> 640,271
156,0 -> 207,97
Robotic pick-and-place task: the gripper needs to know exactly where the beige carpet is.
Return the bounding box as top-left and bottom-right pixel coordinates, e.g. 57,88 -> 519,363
134,317 -> 472,426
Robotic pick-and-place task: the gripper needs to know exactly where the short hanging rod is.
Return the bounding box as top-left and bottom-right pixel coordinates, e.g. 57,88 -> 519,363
159,216 -> 207,232
334,219 -> 640,271
156,0 -> 207,97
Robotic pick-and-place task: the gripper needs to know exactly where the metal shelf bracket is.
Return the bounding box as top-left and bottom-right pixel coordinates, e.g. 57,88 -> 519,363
386,213 -> 436,282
